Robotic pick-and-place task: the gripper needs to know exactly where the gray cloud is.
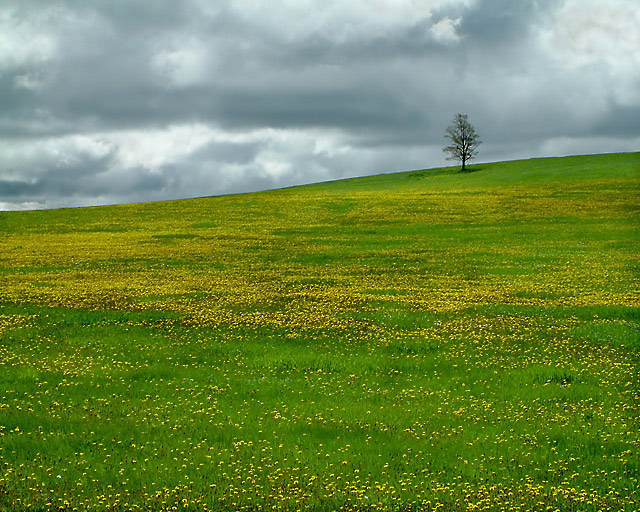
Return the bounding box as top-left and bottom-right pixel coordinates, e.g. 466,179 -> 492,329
1,0 -> 638,209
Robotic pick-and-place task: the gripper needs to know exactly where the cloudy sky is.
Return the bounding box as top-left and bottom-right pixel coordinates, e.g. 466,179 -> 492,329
1,0 -> 639,210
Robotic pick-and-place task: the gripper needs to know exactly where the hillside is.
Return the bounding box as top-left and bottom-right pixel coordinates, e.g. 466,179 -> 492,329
0,152 -> 639,511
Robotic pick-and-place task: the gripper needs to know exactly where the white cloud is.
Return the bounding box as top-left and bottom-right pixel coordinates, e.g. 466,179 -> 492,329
0,201 -> 47,211
541,0 -> 640,105
431,16 -> 461,43
13,72 -> 45,91
151,38 -> 212,87
0,8 -> 57,70
109,125 -> 217,171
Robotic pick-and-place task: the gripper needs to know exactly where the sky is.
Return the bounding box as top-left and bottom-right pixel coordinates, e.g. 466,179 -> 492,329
1,0 -> 639,210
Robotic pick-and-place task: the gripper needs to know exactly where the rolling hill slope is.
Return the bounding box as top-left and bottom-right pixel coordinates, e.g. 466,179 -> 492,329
0,152 -> 639,511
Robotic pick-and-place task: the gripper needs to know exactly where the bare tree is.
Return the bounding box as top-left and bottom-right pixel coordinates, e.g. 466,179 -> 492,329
443,114 -> 481,172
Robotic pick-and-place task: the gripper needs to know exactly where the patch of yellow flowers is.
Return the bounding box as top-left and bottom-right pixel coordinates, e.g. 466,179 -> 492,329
0,171 -> 638,510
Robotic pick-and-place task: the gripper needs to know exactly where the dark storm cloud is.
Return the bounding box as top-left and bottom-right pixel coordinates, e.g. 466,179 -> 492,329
216,87 -> 424,132
458,0 -> 553,44
1,151 -> 114,198
1,0 -> 638,209
0,144 -> 167,197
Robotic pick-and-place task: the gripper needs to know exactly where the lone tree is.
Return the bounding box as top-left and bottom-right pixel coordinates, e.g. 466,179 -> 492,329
443,114 -> 481,172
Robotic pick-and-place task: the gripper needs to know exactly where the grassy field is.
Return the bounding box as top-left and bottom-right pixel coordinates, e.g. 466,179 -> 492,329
0,152 -> 639,511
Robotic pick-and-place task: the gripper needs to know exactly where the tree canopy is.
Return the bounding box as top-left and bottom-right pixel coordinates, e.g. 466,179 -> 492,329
443,114 -> 481,171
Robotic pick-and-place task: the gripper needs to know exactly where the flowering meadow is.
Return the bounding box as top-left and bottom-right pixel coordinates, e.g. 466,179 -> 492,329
0,153 -> 638,511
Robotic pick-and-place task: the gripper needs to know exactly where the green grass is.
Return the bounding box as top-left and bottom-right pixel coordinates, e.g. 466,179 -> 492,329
0,152 -> 639,511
